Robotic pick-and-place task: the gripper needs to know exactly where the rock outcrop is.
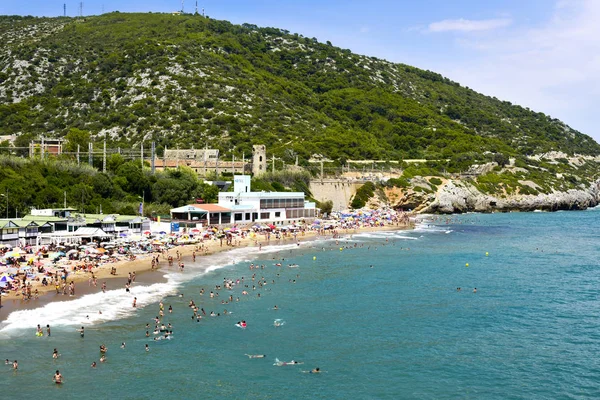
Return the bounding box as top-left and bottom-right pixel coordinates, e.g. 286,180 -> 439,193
419,179 -> 600,214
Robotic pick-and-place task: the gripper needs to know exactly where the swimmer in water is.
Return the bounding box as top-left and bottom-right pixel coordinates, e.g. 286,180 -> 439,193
274,358 -> 303,366
121,342 -> 126,349
77,327 -> 84,338
310,368 -> 321,373
245,354 -> 267,358
53,370 -> 63,384
100,355 -> 106,363
91,362 -> 97,368
52,349 -> 59,359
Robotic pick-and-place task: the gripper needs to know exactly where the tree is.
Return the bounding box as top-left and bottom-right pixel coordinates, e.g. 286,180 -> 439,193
64,128 -> 90,153
107,153 -> 126,174
319,200 -> 333,215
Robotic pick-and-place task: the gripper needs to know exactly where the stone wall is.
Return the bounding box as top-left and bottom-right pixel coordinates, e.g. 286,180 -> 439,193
309,179 -> 363,211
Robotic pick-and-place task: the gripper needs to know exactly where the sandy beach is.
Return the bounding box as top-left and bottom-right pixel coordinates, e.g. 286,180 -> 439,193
0,221 -> 411,322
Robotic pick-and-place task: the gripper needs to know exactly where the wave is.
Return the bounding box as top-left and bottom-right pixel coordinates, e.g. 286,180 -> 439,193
0,242 -> 304,336
0,281 -> 177,336
351,231 -> 419,240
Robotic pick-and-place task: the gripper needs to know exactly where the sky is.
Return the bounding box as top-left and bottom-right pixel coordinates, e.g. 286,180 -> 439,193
2,0 -> 599,143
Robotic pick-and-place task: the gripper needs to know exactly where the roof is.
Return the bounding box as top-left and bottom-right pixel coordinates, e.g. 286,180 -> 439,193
171,204 -> 231,213
12,220 -> 39,228
0,220 -> 19,229
21,215 -> 68,222
191,204 -> 231,212
74,227 -> 112,237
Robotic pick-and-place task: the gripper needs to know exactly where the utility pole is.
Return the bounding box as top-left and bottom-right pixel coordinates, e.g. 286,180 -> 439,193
163,145 -> 167,171
231,148 -> 235,174
215,150 -> 219,178
76,144 -> 80,165
151,141 -> 155,174
320,161 -> 324,181
103,138 -> 106,173
88,142 -> 93,166
242,153 -> 245,174
272,154 -> 275,173
203,144 -> 207,176
64,191 -> 66,208
41,137 -> 45,159
140,142 -> 143,169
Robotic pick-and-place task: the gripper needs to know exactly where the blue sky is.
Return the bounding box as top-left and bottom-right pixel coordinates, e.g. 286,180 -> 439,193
2,0 -> 599,143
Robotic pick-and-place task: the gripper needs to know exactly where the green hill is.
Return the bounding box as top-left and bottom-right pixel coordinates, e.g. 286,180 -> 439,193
1,12 -> 599,164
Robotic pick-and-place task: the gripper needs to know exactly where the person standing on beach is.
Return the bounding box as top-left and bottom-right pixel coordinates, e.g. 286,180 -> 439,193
46,324 -> 51,336
133,297 -> 137,308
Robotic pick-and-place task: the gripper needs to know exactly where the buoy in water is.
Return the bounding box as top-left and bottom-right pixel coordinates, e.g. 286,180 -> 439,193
465,263 -> 469,267
313,256 -> 316,261
485,252 -> 489,256
339,247 -> 343,251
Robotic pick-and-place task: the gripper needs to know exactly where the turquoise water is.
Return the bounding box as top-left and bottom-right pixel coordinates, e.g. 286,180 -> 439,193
2,211 -> 600,399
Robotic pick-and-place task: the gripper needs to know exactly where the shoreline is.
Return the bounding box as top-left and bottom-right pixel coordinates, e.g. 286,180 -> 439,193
0,222 -> 411,322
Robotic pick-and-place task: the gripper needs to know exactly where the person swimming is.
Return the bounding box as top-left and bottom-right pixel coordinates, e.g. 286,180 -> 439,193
245,354 -> 267,358
53,370 -> 63,384
273,358 -> 303,366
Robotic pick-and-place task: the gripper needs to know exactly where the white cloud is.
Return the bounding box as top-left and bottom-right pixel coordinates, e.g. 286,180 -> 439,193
359,26 -> 369,34
435,0 -> 600,141
428,18 -> 512,33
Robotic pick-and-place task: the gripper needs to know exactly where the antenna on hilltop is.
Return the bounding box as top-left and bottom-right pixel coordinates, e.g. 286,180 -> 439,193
181,0 -> 184,13
202,7 -> 205,17
79,2 -> 83,17
63,3 -> 66,17
195,0 -> 198,14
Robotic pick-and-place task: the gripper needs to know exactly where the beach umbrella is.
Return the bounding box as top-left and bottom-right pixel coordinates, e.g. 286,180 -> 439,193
4,251 -> 21,258
0,274 -> 14,283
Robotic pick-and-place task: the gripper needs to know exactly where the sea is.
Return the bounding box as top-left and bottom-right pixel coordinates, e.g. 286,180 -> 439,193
1,210 -> 600,399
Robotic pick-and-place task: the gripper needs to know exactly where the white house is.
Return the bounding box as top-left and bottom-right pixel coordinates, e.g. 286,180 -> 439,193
217,175 -> 316,225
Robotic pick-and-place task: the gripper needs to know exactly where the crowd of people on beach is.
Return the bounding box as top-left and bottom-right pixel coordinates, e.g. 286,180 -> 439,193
2,208 -> 415,384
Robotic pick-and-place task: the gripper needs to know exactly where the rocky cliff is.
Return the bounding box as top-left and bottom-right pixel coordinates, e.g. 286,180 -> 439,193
420,180 -> 600,214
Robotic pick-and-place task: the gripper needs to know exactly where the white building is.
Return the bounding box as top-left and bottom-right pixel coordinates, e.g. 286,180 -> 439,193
217,175 -> 316,225
170,175 -> 317,227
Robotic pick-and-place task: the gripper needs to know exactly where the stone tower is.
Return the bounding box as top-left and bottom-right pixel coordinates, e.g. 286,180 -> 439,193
252,145 -> 266,176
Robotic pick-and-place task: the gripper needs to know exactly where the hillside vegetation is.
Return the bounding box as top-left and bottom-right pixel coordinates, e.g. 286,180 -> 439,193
1,12 -> 599,166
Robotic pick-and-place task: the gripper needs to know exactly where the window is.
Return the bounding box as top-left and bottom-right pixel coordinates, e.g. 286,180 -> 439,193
275,212 -> 281,218
245,213 -> 250,220
234,213 -> 242,221
259,156 -> 263,162
260,213 -> 269,219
